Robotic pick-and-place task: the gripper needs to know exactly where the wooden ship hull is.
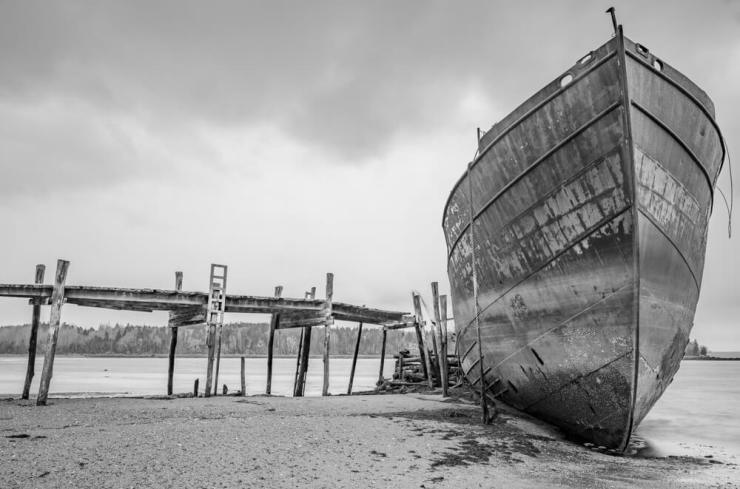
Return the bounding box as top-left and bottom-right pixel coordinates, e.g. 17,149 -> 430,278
442,30 -> 725,450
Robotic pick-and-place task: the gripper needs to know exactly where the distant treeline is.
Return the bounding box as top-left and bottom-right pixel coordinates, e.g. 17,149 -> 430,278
684,338 -> 708,357
0,322 -> 422,356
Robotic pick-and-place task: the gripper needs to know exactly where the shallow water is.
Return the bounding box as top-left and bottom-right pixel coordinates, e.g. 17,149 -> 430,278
1,356 -> 738,460
0,355 -> 394,398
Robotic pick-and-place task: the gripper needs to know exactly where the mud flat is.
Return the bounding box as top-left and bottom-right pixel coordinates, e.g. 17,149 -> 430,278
0,391 -> 736,488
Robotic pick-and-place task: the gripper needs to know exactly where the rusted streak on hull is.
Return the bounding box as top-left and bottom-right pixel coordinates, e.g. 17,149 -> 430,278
625,49 -> 726,171
489,280 -> 634,371
631,101 -> 714,203
459,205 -> 632,339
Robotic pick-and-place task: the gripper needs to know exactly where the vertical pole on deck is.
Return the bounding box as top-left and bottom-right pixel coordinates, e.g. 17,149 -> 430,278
412,293 -> 434,388
266,285 -> 283,395
167,271 -> 183,396
36,259 -> 69,406
431,282 -> 448,396
377,327 -> 387,385
21,264 -> 45,400
240,356 -> 246,396
347,321 -> 363,394
439,294 -> 450,397
322,273 -> 334,396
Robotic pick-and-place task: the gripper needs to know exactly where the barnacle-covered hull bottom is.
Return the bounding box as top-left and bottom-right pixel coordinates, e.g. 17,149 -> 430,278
442,31 -> 724,450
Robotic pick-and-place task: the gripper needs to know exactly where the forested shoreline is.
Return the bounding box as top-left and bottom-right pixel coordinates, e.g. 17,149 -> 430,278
0,323 -> 421,356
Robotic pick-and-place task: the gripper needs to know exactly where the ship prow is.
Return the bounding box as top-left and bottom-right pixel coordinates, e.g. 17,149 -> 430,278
443,28 -> 725,450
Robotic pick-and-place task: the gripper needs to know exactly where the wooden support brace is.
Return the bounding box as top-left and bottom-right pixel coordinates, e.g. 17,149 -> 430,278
431,282 -> 447,395
438,290 -> 450,398
266,285 -> 284,395
240,356 -> 246,396
167,271 -> 183,396
412,293 -> 434,389
294,288 -> 315,397
22,264 -> 45,400
36,259 -> 69,406
378,327 -> 387,385
322,273 -> 333,396
347,321 -> 363,394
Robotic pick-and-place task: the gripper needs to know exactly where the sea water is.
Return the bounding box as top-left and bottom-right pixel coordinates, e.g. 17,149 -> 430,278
1,356 -> 738,459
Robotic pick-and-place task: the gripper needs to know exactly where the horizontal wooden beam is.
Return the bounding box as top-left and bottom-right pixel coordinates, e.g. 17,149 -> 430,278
0,284 -> 410,324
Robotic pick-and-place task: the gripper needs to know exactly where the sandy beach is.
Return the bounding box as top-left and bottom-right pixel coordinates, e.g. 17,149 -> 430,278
1,389 -> 736,489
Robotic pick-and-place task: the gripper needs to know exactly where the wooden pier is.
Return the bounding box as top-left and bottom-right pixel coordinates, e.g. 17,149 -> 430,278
1,260 -> 454,404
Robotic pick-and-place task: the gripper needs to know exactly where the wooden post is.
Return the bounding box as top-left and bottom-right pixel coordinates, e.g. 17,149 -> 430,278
240,356 -> 246,396
398,353 -> 405,382
294,288 -> 315,397
294,326 -> 312,396
377,328 -> 387,385
21,264 -> 45,400
412,293 -> 434,389
431,282 -> 447,396
293,327 -> 304,392
265,285 -> 283,395
167,271 -> 183,396
36,259 -> 69,406
347,322 -> 363,394
213,327 -> 223,397
440,294 -> 450,397
322,273 -> 334,396
194,378 -> 199,397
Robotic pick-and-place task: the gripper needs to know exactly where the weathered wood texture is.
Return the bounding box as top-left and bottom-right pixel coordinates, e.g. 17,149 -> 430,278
439,294 -> 450,397
240,357 -> 246,396
378,328 -> 387,384
205,264 -> 227,398
347,322 -> 363,394
0,286 -> 408,326
266,285 -> 284,395
36,260 -> 69,406
22,265 -> 45,400
431,283 -> 449,397
322,273 -> 334,396
412,293 -> 434,389
167,271 -> 183,396
294,288 -> 316,397
442,32 -> 724,449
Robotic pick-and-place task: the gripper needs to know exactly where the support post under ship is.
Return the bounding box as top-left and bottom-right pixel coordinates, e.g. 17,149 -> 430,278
442,23 -> 726,451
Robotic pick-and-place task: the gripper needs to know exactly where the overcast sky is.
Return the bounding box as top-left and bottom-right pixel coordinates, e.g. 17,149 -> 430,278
1,1 -> 739,349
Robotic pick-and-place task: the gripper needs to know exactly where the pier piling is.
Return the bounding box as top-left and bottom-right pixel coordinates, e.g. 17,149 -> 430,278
347,321 -> 363,394
322,273 -> 334,396
167,271 -> 183,396
37,259 -> 69,406
412,293 -> 434,389
266,285 -> 284,395
240,357 -> 246,396
22,264 -> 45,400
439,294 -> 450,397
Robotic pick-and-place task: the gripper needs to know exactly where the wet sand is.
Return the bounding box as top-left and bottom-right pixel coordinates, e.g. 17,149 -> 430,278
1,390 -> 737,488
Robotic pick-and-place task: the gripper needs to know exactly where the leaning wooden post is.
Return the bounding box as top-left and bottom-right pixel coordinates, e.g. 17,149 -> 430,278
293,327 -> 304,392
265,285 -> 283,395
439,294 -> 450,397
321,273 -> 334,396
21,264 -> 45,400
204,264 -> 227,398
347,321 -> 364,394
377,327 -> 387,385
240,356 -> 246,396
166,271 -> 183,396
412,293 -> 434,389
294,288 -> 315,397
431,282 -> 448,396
36,259 -> 69,406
